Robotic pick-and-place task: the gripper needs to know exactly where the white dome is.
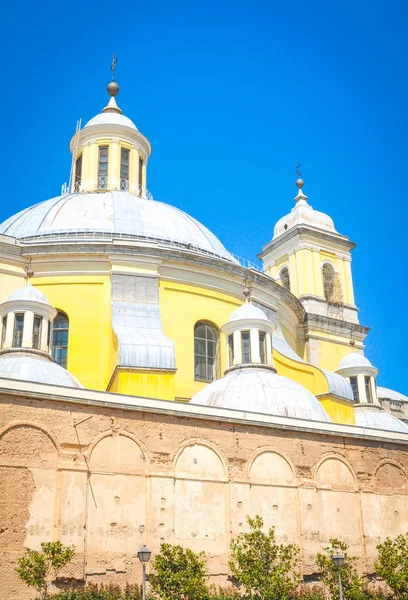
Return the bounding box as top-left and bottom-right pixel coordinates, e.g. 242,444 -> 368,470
0,354 -> 82,388
0,191 -> 234,261
355,407 -> 408,434
377,387 -> 408,402
6,284 -> 50,305
227,302 -> 270,323
85,112 -> 137,130
338,352 -> 373,369
274,192 -> 336,239
191,367 -> 331,422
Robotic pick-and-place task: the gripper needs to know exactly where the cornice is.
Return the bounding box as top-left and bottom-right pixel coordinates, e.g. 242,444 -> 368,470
258,225 -> 355,260
1,379 -> 408,446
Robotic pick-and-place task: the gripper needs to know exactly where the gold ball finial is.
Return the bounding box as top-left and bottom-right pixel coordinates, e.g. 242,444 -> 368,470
107,81 -> 119,97
243,286 -> 251,300
25,267 -> 34,279
296,178 -> 304,189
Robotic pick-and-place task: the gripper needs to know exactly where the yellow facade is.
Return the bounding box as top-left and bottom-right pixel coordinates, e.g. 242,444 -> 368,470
34,276 -> 115,391
108,368 -> 175,400
318,395 -> 356,425
0,266 -> 357,424
159,280 -> 240,400
267,247 -> 355,307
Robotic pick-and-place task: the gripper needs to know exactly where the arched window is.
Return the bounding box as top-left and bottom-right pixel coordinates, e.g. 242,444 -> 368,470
13,313 -> 24,348
322,263 -> 336,302
194,321 -> 220,382
1,315 -> 7,348
52,311 -> 69,368
279,267 -> 290,292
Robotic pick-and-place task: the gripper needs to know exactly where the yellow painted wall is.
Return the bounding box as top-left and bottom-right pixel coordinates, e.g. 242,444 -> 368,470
308,337 -> 361,373
34,276 -> 114,391
0,266 -> 25,303
108,369 -> 175,401
159,281 -> 240,400
273,350 -> 329,397
319,396 -> 355,425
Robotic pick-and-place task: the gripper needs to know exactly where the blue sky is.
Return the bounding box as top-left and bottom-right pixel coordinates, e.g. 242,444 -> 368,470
0,0 -> 407,393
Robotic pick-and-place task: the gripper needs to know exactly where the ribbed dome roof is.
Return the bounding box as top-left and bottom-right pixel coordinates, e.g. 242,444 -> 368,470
274,190 -> 336,239
191,367 -> 331,422
7,284 -> 50,305
0,191 -> 235,262
85,112 -> 137,130
84,96 -> 138,130
227,302 -> 270,323
377,387 -> 408,402
0,354 -> 82,388
338,352 -> 373,369
355,407 -> 408,434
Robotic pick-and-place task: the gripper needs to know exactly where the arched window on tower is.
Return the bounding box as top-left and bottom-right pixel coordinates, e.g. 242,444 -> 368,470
279,267 -> 290,292
52,311 -> 69,368
194,321 -> 220,382
322,263 -> 336,303
74,154 -> 82,191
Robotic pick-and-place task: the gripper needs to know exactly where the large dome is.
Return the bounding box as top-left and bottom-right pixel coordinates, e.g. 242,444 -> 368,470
0,191 -> 235,261
191,367 -> 331,422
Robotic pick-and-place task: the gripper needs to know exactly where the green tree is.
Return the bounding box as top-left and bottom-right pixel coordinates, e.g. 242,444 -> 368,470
229,514 -> 301,600
316,538 -> 365,600
16,541 -> 75,600
375,533 -> 408,599
149,543 -> 209,600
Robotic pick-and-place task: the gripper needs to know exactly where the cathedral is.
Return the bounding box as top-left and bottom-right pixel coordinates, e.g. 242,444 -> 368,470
0,78 -> 407,599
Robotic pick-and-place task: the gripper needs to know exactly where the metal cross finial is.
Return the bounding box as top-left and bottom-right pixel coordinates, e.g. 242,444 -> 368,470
296,162 -> 303,178
110,54 -> 118,81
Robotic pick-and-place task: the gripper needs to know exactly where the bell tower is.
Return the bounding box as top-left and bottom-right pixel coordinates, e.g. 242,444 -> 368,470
258,175 -> 369,370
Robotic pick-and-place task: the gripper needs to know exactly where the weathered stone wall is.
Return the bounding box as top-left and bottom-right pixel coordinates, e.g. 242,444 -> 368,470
1,391 -> 408,599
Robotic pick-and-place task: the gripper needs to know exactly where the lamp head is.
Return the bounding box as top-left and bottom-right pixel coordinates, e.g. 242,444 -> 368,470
138,545 -> 152,563
332,552 -> 345,568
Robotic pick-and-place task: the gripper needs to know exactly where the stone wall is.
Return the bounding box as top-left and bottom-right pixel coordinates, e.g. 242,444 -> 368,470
1,391 -> 408,599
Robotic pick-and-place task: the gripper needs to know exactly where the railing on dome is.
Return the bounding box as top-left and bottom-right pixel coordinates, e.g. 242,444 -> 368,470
61,181 -> 153,200
18,228 -> 263,271
231,254 -> 263,272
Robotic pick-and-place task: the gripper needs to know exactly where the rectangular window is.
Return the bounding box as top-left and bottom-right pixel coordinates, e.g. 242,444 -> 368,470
228,334 -> 234,366
75,154 -> 82,190
32,315 -> 42,350
98,146 -> 109,189
120,148 -> 130,190
138,157 -> 143,195
365,376 -> 372,403
241,331 -> 251,363
259,332 -> 266,364
349,376 -> 359,402
1,315 -> 7,348
13,313 -> 24,348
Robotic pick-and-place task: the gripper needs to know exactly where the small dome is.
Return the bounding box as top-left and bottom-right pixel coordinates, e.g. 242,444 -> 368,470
274,191 -> 336,239
355,407 -> 408,434
377,387 -> 408,402
338,352 -> 373,370
191,367 -> 331,422
7,285 -> 50,306
0,354 -> 82,388
227,303 -> 270,324
84,111 -> 137,130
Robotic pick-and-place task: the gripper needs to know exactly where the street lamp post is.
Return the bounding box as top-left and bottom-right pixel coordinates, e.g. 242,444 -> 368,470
138,545 -> 152,600
332,552 -> 345,600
